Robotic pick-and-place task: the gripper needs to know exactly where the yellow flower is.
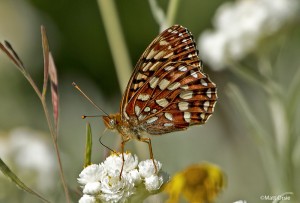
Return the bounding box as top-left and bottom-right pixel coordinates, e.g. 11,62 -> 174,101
164,163 -> 226,203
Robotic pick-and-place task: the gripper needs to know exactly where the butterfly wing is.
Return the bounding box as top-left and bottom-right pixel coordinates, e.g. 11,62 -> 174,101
120,25 -> 217,135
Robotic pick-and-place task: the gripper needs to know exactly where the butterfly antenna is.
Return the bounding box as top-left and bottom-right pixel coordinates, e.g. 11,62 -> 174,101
81,115 -> 102,119
72,82 -> 109,116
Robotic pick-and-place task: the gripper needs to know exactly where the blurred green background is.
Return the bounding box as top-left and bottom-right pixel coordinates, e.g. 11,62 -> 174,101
0,0 -> 299,202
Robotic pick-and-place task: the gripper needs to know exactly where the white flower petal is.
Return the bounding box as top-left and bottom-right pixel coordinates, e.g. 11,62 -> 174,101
138,159 -> 161,178
104,153 -> 138,177
128,169 -> 142,185
198,31 -> 228,70
4,128 -> 56,190
98,192 -> 123,203
198,0 -> 300,70
78,194 -> 97,203
78,164 -> 106,185
122,153 -> 139,171
99,175 -> 135,203
100,175 -> 127,194
144,175 -> 164,191
78,153 -> 168,202
83,182 -> 102,195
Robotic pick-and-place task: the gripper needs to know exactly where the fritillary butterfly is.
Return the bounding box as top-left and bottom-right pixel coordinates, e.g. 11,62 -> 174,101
101,25 -> 217,177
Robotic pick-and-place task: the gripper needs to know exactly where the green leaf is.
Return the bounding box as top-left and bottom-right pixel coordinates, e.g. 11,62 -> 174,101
84,122 -> 92,167
0,158 -> 50,203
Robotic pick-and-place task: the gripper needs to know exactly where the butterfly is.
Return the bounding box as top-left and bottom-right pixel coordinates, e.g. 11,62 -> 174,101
100,25 -> 217,178
74,25 -> 217,178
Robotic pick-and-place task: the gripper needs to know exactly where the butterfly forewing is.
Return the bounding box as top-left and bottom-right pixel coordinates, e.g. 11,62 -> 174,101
120,25 -> 217,135
121,25 -> 199,107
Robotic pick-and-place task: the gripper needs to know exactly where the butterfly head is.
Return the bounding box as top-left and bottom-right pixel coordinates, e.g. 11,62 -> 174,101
102,113 -> 120,130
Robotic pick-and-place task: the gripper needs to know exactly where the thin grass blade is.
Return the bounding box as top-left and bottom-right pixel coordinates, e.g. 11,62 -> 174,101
226,83 -> 271,144
84,122 -> 92,167
49,52 -> 59,135
0,41 -> 25,72
41,25 -> 50,97
0,158 -> 50,203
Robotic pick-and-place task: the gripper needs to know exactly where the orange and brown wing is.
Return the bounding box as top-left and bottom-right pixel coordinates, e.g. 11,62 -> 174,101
120,25 -> 217,135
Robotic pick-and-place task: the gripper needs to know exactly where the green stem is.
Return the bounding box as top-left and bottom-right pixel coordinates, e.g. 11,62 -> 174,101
24,72 -> 70,203
228,62 -> 265,86
226,83 -> 272,144
41,99 -> 70,203
226,83 -> 283,193
257,58 -> 295,198
97,0 -> 151,160
23,73 -> 42,100
97,0 -> 132,93
287,65 -> 300,119
166,0 -> 180,26
266,84 -> 295,198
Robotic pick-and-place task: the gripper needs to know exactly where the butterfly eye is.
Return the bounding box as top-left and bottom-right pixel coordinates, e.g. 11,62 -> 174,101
109,119 -> 115,127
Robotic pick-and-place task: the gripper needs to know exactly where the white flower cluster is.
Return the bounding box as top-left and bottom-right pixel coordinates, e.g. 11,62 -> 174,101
78,153 -> 168,203
198,0 -> 300,70
0,128 -> 56,191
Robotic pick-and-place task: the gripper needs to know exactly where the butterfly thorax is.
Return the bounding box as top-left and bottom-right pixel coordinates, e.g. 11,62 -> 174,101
102,113 -> 146,140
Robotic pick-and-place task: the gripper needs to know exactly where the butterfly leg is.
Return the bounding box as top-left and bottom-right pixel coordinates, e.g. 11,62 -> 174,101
140,137 -> 158,174
119,138 -> 130,180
